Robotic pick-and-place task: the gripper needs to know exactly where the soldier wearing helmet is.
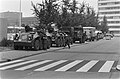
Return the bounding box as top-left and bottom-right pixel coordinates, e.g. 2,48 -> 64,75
64,34 -> 70,49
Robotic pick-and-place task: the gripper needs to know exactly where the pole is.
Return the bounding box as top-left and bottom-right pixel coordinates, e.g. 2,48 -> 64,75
19,0 -> 22,34
19,0 -> 21,28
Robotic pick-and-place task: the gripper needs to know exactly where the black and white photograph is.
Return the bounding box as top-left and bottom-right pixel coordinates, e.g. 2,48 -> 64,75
0,0 -> 120,79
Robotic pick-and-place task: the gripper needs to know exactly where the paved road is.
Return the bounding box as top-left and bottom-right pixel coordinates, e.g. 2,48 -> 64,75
0,37 -> 120,79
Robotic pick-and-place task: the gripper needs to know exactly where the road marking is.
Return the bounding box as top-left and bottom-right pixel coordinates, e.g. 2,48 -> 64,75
0,60 -> 117,72
76,60 -> 99,72
0,60 -> 24,66
98,61 -> 114,72
34,60 -> 68,71
0,60 -> 37,70
55,60 -> 83,71
15,60 -> 53,70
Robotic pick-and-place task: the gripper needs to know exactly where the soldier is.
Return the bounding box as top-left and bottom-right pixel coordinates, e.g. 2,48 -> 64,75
82,31 -> 86,43
64,34 -> 70,49
37,29 -> 47,50
25,25 -> 31,32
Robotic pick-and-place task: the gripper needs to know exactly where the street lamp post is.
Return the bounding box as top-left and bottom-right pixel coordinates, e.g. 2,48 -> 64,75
19,0 -> 21,28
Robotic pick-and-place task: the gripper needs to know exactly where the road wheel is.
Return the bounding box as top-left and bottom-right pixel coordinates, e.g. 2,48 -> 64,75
39,40 -> 43,50
89,38 -> 91,42
79,39 -> 82,43
47,39 -> 51,49
73,40 -> 75,43
58,40 -> 61,47
47,44 -> 50,49
25,46 -> 29,50
56,40 -> 58,47
34,40 -> 40,51
29,46 -> 33,50
19,46 -> 23,50
47,42 -> 51,49
14,45 -> 18,50
43,41 -> 47,50
56,42 -> 60,47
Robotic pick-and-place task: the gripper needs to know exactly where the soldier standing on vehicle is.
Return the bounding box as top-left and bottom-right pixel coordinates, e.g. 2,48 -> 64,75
64,34 -> 70,49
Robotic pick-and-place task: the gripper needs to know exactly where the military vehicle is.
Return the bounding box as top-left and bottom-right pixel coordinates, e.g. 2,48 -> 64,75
13,26 -> 51,50
83,27 -> 97,41
50,31 -> 65,47
60,25 -> 85,43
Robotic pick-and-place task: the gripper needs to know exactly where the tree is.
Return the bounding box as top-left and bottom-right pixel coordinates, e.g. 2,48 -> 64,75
82,6 -> 97,27
56,0 -> 71,28
31,0 -> 100,30
95,14 -> 101,30
69,0 -> 80,27
31,0 -> 59,29
78,4 -> 95,27
101,16 -> 109,33
70,0 -> 78,15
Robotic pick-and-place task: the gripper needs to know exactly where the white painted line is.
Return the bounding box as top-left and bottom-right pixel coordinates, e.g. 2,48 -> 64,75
55,60 -> 83,71
76,60 -> 99,72
0,60 -> 37,70
34,60 -> 68,71
0,60 -> 24,66
15,60 -> 53,71
98,61 -> 114,72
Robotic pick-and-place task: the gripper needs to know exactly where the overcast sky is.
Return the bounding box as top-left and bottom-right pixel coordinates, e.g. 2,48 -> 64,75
0,0 -> 98,17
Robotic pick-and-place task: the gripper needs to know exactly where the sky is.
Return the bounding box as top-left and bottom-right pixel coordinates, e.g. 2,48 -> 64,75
0,0 -> 98,17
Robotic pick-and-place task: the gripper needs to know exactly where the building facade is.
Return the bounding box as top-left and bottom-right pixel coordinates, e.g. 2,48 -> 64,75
0,12 -> 22,26
98,0 -> 120,35
0,12 -> 38,27
0,18 -> 7,41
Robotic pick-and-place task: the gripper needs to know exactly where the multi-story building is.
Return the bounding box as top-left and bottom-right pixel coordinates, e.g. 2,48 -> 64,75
0,18 -> 7,41
0,12 -> 22,26
0,11 -> 22,26
0,12 -> 38,27
98,0 -> 120,35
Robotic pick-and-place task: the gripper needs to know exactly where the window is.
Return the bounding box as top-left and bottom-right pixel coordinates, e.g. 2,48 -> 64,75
98,2 -> 120,6
99,6 -> 120,10
107,16 -> 120,19
100,11 -> 120,14
109,26 -> 120,28
107,21 -> 120,24
99,16 -> 120,20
